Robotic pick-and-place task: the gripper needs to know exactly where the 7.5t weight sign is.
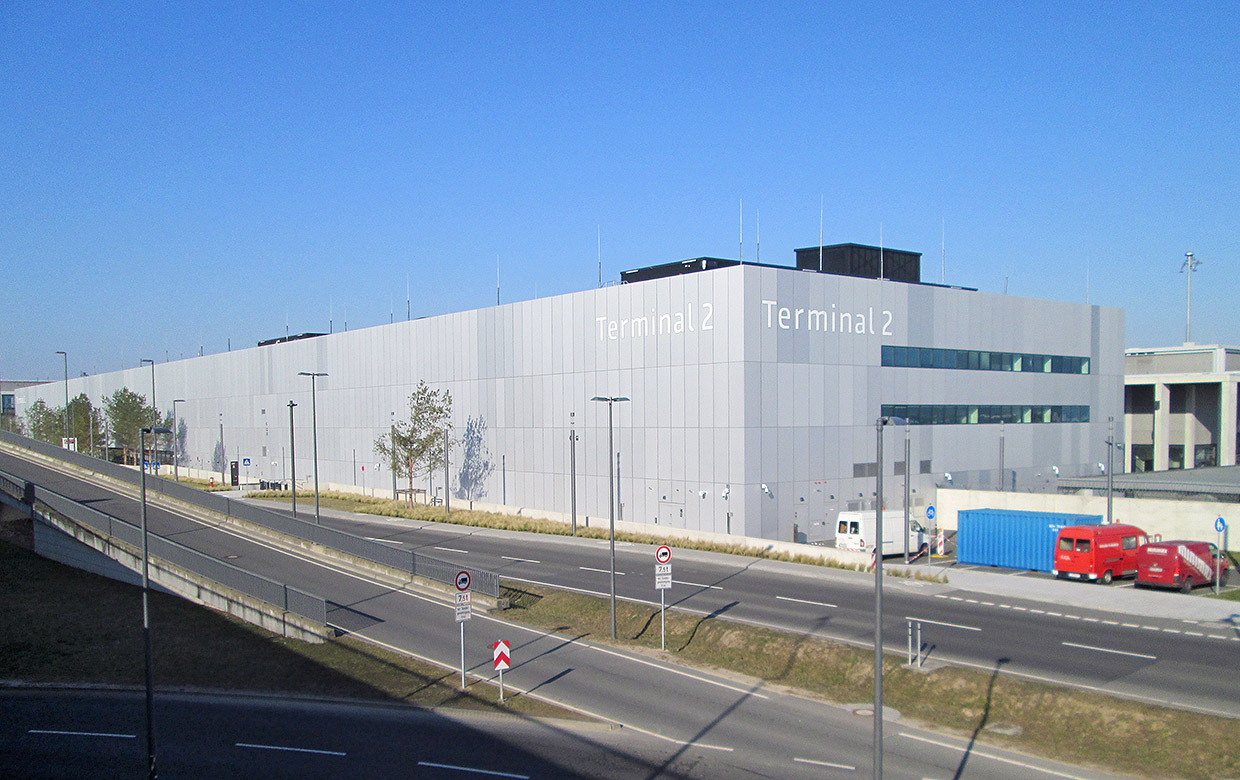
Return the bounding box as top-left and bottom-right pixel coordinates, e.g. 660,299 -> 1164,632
655,545 -> 672,590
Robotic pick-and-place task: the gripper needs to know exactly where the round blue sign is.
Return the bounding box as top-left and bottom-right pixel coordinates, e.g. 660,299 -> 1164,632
1217,516 -> 1227,533
926,505 -> 936,521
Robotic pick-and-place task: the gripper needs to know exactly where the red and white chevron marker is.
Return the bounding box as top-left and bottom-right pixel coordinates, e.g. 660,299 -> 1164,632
493,640 -> 511,671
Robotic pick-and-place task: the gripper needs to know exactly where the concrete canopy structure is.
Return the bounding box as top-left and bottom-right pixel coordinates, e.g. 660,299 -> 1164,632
14,248 -> 1124,544
1125,344 -> 1240,472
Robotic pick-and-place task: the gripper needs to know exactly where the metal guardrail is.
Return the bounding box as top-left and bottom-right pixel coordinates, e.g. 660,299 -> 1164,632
0,465 -> 328,626
0,430 -> 501,597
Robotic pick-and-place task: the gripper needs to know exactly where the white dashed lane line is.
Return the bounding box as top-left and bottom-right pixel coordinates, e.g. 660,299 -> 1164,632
434,546 -> 469,554
579,566 -> 625,575
500,555 -> 540,564
1062,641 -> 1157,660
776,595 -> 838,609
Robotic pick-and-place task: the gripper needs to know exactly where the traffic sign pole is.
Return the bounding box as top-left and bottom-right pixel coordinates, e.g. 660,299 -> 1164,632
655,546 -> 672,650
1216,517 -> 1227,595
660,588 -> 666,651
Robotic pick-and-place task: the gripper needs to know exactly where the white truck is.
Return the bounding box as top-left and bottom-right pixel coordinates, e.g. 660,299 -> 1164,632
834,510 -> 928,558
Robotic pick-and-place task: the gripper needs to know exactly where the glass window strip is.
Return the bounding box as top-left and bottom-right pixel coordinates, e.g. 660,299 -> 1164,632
881,404 -> 1089,425
881,345 -> 1091,375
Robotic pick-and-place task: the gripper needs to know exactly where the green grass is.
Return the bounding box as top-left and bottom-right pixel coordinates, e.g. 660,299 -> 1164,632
0,536 -> 577,718
502,583 -> 1240,780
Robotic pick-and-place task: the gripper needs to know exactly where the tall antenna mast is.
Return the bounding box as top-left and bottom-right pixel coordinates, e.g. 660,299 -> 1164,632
329,298 -> 334,334
819,196 -> 824,272
597,225 -> 602,288
940,216 -> 945,284
756,209 -> 760,263
738,199 -> 743,262
406,274 -> 411,320
1181,251 -> 1201,343
879,223 -> 884,280
496,255 -> 501,305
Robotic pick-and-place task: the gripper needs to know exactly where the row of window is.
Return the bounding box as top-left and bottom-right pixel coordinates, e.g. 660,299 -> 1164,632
880,404 -> 1091,426
881,345 -> 1091,375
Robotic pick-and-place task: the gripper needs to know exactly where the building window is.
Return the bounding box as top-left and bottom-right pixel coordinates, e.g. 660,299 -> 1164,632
881,345 -> 1090,375
881,404 -> 1090,425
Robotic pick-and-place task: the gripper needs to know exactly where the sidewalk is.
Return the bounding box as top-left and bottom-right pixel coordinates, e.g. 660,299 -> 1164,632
934,564 -> 1240,623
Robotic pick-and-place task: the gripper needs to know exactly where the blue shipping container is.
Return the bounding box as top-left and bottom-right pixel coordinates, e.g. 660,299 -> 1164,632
957,509 -> 1102,572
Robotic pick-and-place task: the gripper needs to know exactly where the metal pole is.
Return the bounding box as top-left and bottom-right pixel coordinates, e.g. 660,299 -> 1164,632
660,588 -> 666,651
904,424 -> 911,564
998,421 -> 1005,492
56,351 -> 68,442
139,429 -> 158,780
874,417 -> 885,780
390,412 -> 397,501
502,454 -> 506,505
444,426 -> 450,518
288,401 -> 297,517
570,412 -> 577,536
1217,525 -> 1224,595
1106,416 -> 1115,524
460,621 -> 466,690
608,400 -> 617,640
311,378 -> 320,524
171,400 -> 184,483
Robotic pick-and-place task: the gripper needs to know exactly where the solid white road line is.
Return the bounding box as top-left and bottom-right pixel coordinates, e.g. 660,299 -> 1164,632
364,537 -> 402,545
1061,642 -> 1156,660
434,546 -> 469,554
776,595 -> 838,609
501,555 -> 541,564
579,566 -> 624,575
585,643 -> 770,700
416,761 -> 529,778
905,617 -> 981,632
236,742 -> 346,756
793,756 -> 855,770
899,732 -> 1096,780
29,729 -> 135,739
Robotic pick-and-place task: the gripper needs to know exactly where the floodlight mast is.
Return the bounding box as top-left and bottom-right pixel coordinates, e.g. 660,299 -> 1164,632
1181,252 -> 1201,343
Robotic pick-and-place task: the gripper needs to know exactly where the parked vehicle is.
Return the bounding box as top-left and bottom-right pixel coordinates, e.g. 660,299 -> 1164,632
835,510 -> 927,558
1136,540 -> 1231,592
957,509 -> 1102,573
1052,524 -> 1148,584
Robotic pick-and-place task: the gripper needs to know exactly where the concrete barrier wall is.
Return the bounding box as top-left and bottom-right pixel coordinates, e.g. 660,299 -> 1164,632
935,488 -> 1237,551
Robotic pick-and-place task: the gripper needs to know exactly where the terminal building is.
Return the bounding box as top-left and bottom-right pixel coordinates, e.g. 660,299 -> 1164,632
13,244 -> 1124,543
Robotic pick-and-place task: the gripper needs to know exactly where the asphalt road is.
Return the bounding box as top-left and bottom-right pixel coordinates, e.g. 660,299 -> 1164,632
0,449 -> 1205,779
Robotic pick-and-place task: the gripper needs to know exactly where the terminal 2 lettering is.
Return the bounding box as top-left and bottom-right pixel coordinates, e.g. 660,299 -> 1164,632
761,300 -> 893,336
597,303 -> 714,341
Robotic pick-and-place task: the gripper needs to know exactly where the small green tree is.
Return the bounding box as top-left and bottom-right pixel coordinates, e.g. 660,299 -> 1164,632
104,387 -> 159,463
24,399 -> 63,444
67,393 -> 104,455
374,380 -> 452,495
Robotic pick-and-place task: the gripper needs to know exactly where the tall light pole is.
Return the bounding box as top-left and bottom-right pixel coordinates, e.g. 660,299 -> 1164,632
55,351 -> 68,442
874,414 -> 906,780
1181,251 -> 1201,343
298,372 -> 327,524
171,400 -> 185,482
591,395 -> 629,639
288,401 -> 298,518
140,358 -> 156,420
903,423 -> 911,564
140,425 -> 171,780
443,425 -> 451,518
390,411 -> 397,501
1105,416 -> 1120,524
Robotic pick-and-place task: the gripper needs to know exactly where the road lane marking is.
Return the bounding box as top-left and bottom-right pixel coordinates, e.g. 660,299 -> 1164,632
416,761 -> 529,778
1061,642 -> 1156,660
793,757 -> 855,770
585,643 -> 770,699
776,595 -> 838,609
579,566 -> 624,575
1162,628 -> 1181,633
674,580 -> 722,589
236,742 -> 346,756
434,546 -> 469,554
501,555 -> 540,564
906,617 -> 981,632
899,732 -> 1096,780
364,537 -> 402,545
29,729 -> 135,739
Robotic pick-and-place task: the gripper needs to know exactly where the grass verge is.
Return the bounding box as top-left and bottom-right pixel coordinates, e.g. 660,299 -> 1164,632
246,489 -> 948,581
501,583 -> 1240,780
0,536 -> 576,719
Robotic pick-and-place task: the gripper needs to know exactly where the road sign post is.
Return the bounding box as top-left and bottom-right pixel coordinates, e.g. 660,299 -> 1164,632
456,571 -> 472,689
1216,517 -> 1227,595
655,546 -> 672,650
493,640 -> 511,702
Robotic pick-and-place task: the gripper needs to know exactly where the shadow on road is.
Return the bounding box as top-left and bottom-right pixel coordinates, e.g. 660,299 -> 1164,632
952,657 -> 1009,780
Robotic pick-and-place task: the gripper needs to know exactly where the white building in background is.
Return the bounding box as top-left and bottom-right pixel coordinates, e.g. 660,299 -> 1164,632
15,244 -> 1124,543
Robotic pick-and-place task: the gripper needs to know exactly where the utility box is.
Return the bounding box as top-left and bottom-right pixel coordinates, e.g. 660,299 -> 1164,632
957,509 -> 1102,572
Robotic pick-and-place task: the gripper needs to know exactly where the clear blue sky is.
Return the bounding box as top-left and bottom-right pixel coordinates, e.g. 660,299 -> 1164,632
3,2 -> 1237,381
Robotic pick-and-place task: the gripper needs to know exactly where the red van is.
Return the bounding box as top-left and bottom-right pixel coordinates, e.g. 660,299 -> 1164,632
1053,524 -> 1148,584
1136,540 -> 1230,592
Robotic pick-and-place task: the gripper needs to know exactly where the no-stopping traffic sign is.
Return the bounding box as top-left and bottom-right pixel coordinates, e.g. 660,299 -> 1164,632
456,570 -> 471,591
656,545 -> 672,564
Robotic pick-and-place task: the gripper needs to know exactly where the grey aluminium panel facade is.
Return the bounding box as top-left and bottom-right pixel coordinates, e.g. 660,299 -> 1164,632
16,264 -> 1124,544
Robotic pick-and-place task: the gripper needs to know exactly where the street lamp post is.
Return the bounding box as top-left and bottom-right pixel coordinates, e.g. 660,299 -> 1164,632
444,426 -> 451,518
874,414 -> 906,780
171,400 -> 185,482
591,395 -> 629,639
298,372 -> 327,524
903,423 -> 911,564
140,425 -> 171,780
56,351 -> 68,442
570,411 -> 578,536
288,401 -> 298,518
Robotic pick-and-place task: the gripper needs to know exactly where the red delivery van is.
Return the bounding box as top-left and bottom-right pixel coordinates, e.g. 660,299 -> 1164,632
1052,524 -> 1148,584
1136,540 -> 1231,592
